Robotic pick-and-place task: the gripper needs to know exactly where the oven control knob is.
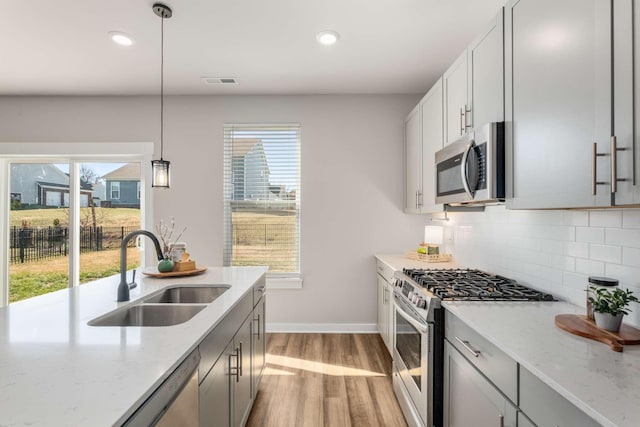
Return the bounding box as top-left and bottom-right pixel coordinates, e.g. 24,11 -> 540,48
416,298 -> 427,309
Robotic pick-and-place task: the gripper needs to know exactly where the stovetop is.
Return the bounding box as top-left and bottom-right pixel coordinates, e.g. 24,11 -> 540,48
402,268 -> 554,301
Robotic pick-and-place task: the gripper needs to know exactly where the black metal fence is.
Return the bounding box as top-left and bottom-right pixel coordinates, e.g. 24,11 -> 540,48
9,225 -> 138,264
232,223 -> 297,246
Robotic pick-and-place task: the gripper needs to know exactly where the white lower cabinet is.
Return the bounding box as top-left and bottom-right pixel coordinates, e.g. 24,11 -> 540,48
444,310 -> 600,427
517,412 -> 536,427
376,260 -> 395,354
444,340 -> 517,427
519,366 -> 600,427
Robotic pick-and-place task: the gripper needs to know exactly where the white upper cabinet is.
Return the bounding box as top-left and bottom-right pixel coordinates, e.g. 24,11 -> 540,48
468,8 -> 505,130
506,0 -> 612,209
420,78 -> 445,213
613,0 -> 640,205
404,79 -> 445,214
444,9 -> 505,146
404,105 -> 423,213
444,52 -> 469,145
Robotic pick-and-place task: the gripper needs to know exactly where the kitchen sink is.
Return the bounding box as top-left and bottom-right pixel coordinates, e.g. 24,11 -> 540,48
142,285 -> 230,304
88,304 -> 207,327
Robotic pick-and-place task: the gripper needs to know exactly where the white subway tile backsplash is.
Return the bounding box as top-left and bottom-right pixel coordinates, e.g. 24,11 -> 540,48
564,241 -> 589,258
604,264 -> 640,287
622,210 -> 640,229
562,210 -> 589,226
445,207 -> 640,326
605,228 -> 640,248
576,227 -> 604,244
589,244 -> 622,264
575,258 -> 605,276
589,210 -> 622,228
622,247 -> 640,268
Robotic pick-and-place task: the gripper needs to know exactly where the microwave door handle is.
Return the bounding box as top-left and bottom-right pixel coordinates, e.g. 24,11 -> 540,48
460,142 -> 475,199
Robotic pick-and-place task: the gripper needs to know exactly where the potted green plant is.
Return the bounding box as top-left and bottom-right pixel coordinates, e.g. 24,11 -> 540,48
587,286 -> 638,332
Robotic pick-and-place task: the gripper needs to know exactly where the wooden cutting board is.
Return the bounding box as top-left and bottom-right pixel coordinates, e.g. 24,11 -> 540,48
142,267 -> 207,278
555,314 -> 640,352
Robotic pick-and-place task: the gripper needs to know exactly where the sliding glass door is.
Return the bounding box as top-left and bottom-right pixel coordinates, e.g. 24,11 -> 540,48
0,143 -> 153,306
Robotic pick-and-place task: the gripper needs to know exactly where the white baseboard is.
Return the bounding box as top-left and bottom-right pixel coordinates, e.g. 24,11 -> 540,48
266,323 -> 378,333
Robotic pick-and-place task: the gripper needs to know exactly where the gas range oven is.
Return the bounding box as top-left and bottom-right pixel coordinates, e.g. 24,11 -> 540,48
391,268 -> 554,427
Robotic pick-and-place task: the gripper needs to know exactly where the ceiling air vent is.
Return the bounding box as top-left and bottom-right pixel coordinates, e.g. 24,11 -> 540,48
202,77 -> 237,84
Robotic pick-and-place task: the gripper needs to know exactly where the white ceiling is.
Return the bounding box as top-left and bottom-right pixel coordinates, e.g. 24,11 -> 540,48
0,0 -> 506,96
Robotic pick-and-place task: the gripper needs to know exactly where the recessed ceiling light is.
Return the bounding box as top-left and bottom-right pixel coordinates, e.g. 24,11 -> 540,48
316,30 -> 340,46
109,31 -> 135,47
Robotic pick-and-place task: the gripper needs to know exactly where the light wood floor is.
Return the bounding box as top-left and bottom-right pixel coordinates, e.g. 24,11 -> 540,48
246,333 -> 408,427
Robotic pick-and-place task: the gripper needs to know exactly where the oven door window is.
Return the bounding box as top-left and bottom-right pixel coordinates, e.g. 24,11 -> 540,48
395,310 -> 423,390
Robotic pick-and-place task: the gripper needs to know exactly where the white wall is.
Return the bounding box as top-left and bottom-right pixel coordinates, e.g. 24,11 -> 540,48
442,206 -> 640,327
0,95 -> 427,331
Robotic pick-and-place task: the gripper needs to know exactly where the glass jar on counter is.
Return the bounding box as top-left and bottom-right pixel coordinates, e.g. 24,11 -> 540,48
586,276 -> 618,320
169,242 -> 187,263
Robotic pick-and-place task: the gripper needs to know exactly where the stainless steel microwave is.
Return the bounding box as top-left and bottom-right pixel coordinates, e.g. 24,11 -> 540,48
435,122 -> 505,205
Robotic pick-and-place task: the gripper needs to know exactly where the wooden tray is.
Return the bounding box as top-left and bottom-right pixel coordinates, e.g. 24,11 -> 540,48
555,314 -> 640,352
404,251 -> 453,263
142,267 -> 207,278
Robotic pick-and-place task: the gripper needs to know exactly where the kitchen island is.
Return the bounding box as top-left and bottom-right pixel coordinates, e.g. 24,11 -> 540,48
0,266 -> 267,426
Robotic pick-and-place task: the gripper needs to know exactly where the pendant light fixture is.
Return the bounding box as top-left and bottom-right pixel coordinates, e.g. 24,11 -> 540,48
151,3 -> 172,188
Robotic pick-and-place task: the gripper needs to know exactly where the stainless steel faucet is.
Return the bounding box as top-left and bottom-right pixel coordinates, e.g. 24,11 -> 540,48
118,230 -> 165,302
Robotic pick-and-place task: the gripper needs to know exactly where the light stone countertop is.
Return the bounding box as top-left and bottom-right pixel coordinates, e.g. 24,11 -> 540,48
0,266 -> 268,427
375,254 -> 640,427
374,253 -> 458,271
444,301 -> 640,427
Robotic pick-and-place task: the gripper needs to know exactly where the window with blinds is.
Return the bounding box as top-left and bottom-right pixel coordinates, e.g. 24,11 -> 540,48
223,124 -> 301,275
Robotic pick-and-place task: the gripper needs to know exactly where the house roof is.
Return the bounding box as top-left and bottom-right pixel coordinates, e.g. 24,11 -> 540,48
232,139 -> 261,157
102,163 -> 140,181
37,181 -> 93,192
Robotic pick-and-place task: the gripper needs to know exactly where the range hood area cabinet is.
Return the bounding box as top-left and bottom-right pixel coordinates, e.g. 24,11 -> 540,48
506,0 -> 640,209
404,8 -> 505,213
444,8 -> 505,146
404,78 -> 444,214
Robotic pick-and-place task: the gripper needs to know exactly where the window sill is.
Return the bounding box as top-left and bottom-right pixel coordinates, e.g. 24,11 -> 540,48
267,277 -> 303,289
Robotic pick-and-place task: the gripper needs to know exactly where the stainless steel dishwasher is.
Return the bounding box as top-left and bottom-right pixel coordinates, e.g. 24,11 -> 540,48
123,349 -> 200,427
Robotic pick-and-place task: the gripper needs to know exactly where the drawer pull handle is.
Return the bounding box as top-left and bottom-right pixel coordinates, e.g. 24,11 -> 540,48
455,336 -> 481,357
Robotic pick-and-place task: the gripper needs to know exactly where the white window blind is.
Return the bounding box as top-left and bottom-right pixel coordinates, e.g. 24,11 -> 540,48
223,124 -> 301,275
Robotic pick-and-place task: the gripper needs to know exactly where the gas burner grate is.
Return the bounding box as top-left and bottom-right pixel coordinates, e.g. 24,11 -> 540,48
402,268 -> 554,301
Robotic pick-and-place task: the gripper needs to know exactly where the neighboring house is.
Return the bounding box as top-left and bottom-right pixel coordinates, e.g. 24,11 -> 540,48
102,163 -> 141,208
232,139 -> 270,200
10,163 -> 92,207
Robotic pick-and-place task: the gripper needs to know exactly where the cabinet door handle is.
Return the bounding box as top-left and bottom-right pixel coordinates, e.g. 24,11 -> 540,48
591,142 -> 608,195
464,105 -> 472,130
610,135 -> 629,193
460,107 -> 465,135
455,336 -> 481,357
498,414 -> 504,427
254,314 -> 261,339
238,342 -> 243,377
418,190 -> 423,208
229,348 -> 240,382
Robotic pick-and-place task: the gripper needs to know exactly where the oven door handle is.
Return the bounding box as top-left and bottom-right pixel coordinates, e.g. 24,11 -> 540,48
394,295 -> 428,334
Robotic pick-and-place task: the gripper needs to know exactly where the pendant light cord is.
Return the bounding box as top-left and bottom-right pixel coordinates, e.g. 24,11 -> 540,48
160,11 -> 165,161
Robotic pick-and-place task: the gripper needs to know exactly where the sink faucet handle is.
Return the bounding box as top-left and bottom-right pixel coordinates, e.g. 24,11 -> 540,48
128,269 -> 137,290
